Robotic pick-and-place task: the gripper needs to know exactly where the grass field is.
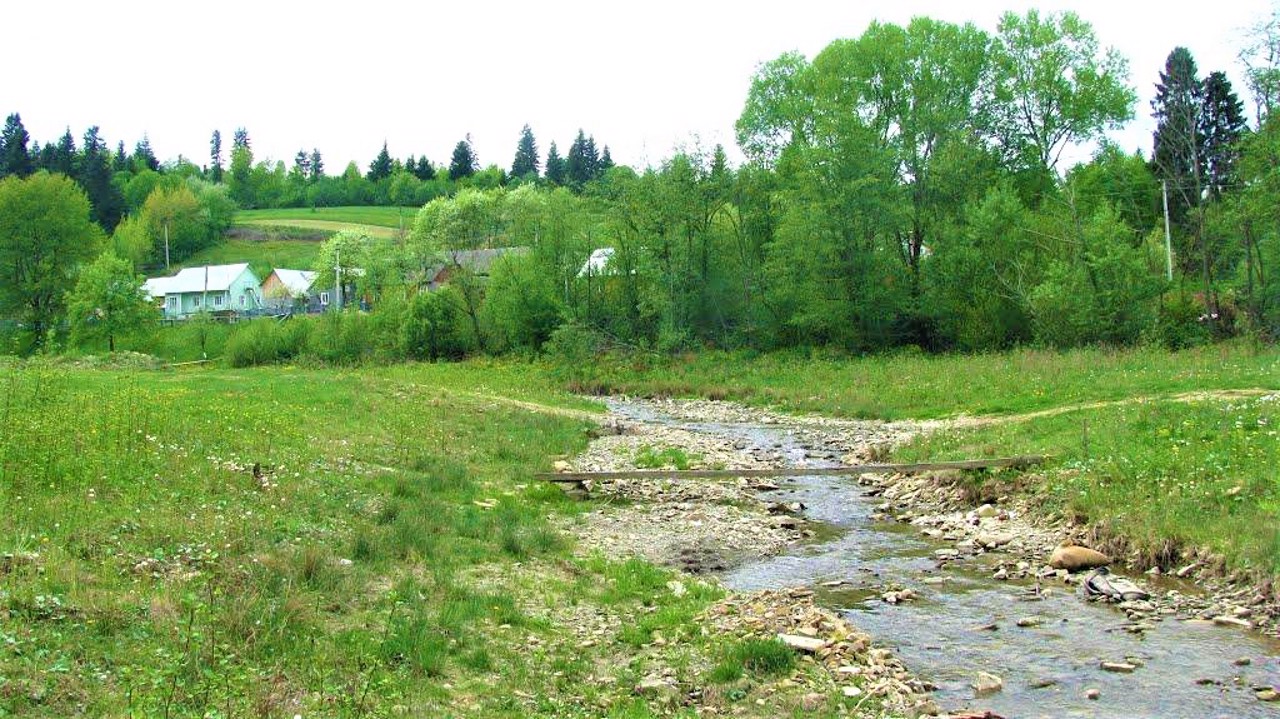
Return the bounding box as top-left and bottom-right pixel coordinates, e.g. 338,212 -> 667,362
579,343 -> 1280,580
180,238 -> 326,280
0,361 -> 869,718
237,206 -> 414,231
577,343 -> 1280,420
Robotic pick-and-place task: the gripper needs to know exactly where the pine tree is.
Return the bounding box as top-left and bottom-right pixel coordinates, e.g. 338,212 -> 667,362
113,141 -> 129,173
565,130 -> 590,189
293,149 -> 311,179
132,136 -> 159,172
233,127 -> 250,151
449,135 -> 478,180
599,145 -> 615,174
309,148 -> 324,181
210,130 -> 224,183
78,126 -> 124,229
1151,47 -> 1202,228
1199,71 -> 1246,199
368,142 -> 393,181
584,134 -> 600,180
414,156 -> 435,181
544,141 -> 566,185
511,124 -> 540,179
53,128 -> 77,176
0,113 -> 33,178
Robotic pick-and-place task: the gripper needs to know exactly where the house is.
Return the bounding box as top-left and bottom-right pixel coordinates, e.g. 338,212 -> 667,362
261,269 -> 318,313
578,247 -> 616,277
427,247 -> 528,290
144,263 -> 264,320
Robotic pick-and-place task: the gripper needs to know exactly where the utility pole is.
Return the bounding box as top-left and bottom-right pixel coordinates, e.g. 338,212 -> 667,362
1162,180 -> 1173,282
334,247 -> 342,311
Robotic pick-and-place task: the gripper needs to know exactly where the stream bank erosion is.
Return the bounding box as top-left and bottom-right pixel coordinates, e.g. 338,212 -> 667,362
558,397 -> 1280,717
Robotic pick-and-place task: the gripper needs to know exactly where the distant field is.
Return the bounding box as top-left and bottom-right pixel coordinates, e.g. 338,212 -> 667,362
236,206 -> 415,232
178,238 -> 323,279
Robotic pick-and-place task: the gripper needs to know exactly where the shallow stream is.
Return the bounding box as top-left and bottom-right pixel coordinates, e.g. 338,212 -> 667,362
610,400 -> 1280,718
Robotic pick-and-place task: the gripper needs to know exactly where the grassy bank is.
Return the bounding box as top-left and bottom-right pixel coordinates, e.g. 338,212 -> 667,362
576,343 -> 1279,420
0,362 -> 867,718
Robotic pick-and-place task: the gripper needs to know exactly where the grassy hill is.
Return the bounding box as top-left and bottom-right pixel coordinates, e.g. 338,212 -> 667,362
235,206 -> 415,240
160,207 -> 417,279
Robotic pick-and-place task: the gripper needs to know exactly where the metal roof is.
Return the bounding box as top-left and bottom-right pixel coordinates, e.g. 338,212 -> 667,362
578,248 -> 615,277
144,264 -> 253,295
268,269 -> 318,296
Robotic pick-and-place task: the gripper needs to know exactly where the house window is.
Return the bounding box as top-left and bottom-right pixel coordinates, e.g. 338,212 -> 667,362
320,292 -> 330,306
240,294 -> 246,308
192,296 -> 201,309
165,296 -> 177,311
214,294 -> 225,308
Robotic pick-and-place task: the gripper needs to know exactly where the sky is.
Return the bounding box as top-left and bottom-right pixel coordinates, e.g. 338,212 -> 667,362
4,0 -> 1275,175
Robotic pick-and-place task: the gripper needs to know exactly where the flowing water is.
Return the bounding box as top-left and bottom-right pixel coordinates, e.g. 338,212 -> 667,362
610,400 -> 1280,719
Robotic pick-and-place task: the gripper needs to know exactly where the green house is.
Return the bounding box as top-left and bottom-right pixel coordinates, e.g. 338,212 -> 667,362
143,263 -> 264,320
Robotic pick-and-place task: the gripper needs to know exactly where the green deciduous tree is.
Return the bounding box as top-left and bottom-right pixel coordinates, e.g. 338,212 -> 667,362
0,172 -> 105,348
991,9 -> 1135,183
141,185 -> 204,266
66,250 -> 151,351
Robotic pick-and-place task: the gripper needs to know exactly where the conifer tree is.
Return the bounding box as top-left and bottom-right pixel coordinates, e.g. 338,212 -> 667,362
449,135 -> 478,180
544,141 -> 566,185
210,130 -> 224,183
511,124 -> 540,179
1152,47 -> 1202,228
368,142 -> 393,181
309,148 -> 324,181
1200,71 -> 1246,199
0,113 -> 33,178
414,156 -> 435,181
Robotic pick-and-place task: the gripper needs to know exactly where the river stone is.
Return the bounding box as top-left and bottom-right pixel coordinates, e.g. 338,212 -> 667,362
778,633 -> 826,653
1048,544 -> 1111,571
1235,657 -> 1253,666
1101,661 -> 1137,673
1030,677 -> 1058,689
1257,689 -> 1279,702
972,672 -> 1003,695
976,504 -> 999,518
1016,616 -> 1044,628
934,548 -> 960,560
1086,688 -> 1101,700
977,532 -> 1015,549
1212,615 -> 1253,629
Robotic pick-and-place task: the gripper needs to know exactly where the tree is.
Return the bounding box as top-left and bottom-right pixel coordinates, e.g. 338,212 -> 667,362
449,136 -> 478,180
0,113 -> 32,178
1152,47 -> 1202,229
110,215 -> 153,268
0,172 -> 105,347
413,155 -> 434,181
309,148 -> 324,181
565,130 -> 600,189
132,136 -> 159,172
511,124 -> 540,180
544,141 -> 566,185
228,129 -> 255,207
51,129 -> 77,176
209,129 -> 224,183
292,149 -> 311,181
141,185 -> 204,266
78,126 -> 124,230
368,142 -> 393,182
1200,71 -> 1247,199
991,10 -> 1136,181
599,146 -> 615,173
66,251 -> 151,351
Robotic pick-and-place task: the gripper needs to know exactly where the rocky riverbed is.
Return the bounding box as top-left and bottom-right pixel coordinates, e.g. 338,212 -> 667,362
558,397 -> 1280,716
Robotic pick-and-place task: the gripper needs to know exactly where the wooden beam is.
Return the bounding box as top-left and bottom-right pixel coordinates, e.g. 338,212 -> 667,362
536,455 -> 1047,483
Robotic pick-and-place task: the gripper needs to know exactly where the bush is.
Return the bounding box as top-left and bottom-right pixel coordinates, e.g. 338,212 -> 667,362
399,288 -> 472,361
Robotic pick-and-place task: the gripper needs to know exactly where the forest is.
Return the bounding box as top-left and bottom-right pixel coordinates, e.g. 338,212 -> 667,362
1,8 -> 1278,360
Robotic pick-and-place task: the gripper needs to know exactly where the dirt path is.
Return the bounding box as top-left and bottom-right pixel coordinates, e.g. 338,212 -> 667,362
956,387 -> 1276,426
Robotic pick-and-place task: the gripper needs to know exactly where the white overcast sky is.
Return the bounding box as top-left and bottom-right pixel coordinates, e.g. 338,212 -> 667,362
3,0 -> 1275,174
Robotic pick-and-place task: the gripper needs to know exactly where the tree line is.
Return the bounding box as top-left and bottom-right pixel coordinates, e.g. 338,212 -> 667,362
2,8 -> 1279,359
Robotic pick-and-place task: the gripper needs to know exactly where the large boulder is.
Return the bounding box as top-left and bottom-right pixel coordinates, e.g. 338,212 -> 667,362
1049,542 -> 1110,571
